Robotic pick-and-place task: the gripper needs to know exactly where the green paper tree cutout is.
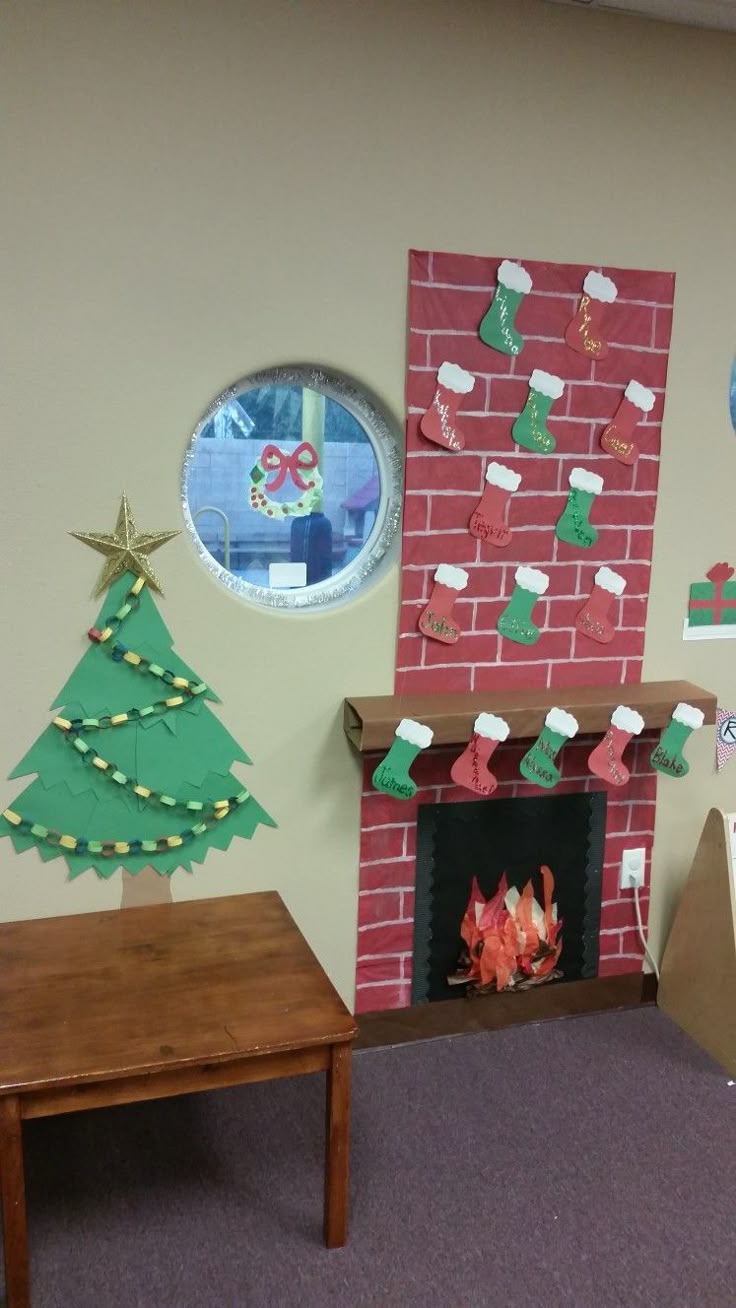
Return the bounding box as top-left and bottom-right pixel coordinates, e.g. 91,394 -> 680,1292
1,571 -> 275,880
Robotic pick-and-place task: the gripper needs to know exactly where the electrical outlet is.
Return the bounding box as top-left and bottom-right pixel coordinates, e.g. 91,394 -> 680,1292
619,846 -> 646,890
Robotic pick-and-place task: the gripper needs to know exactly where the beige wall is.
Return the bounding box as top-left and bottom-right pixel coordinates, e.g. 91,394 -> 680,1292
1,0 -> 735,1004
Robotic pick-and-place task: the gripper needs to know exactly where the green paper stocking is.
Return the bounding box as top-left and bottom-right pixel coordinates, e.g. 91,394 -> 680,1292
555,468 -> 604,550
512,370 -> 564,455
650,703 -> 704,778
497,567 -> 549,646
520,710 -> 579,789
372,719 -> 433,800
478,260 -> 532,356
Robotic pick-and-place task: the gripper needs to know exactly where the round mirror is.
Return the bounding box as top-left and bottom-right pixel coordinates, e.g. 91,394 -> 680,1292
182,365 -> 403,610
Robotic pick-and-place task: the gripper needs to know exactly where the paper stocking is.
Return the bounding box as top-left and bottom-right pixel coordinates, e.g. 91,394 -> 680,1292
497,566 -> 549,646
650,703 -> 704,779
372,719 -> 434,800
575,567 -> 626,644
511,370 -> 565,455
418,565 -> 469,644
600,381 -> 656,466
450,713 -> 511,796
420,362 -> 475,452
520,709 -> 579,789
588,706 -> 645,787
478,260 -> 533,356
565,271 -> 618,359
555,468 -> 604,550
469,462 -> 521,548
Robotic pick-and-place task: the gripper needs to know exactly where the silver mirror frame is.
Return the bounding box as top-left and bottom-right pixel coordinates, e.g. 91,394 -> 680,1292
181,364 -> 403,611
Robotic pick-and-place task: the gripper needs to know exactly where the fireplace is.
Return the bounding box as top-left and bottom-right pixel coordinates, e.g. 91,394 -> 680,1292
411,791 -> 605,1004
354,728 -> 664,1013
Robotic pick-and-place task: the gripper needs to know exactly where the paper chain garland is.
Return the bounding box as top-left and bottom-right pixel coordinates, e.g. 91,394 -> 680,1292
248,441 -> 323,519
2,576 -> 252,858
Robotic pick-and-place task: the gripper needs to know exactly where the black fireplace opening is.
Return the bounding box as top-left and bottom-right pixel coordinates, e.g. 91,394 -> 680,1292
411,791 -> 606,1004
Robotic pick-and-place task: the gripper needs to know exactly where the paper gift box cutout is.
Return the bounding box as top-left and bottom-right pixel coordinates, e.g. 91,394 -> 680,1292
684,564 -> 736,641
688,564 -> 736,627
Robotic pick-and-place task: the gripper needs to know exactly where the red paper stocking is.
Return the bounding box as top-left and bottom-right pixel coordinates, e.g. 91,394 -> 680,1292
565,271 -> 618,359
575,567 -> 626,644
469,462 -> 521,548
600,380 -> 655,465
418,565 -> 469,644
588,706 -> 645,787
450,713 -> 511,796
419,362 -> 475,452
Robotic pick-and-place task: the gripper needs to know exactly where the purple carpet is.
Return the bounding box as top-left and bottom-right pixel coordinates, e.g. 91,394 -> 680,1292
7,1007 -> 736,1307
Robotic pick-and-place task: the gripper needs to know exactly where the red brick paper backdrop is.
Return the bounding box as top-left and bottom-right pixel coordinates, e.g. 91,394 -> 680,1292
398,251 -> 674,693
355,250 -> 675,1013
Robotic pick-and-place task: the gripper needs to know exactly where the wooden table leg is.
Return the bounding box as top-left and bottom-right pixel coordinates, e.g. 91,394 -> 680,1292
0,1096 -> 30,1308
323,1042 -> 351,1248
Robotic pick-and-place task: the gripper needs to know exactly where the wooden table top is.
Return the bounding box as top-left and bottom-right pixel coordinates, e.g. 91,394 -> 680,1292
0,892 -> 356,1096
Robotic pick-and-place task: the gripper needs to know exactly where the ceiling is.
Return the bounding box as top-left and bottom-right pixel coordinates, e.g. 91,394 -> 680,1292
545,0 -> 736,31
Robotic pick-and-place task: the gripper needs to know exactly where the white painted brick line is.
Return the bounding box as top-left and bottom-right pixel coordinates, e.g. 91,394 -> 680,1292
358,952 -> 407,961
396,652 -> 643,673
402,526 -> 653,541
601,899 -> 649,910
409,366 -> 666,391
361,857 -> 414,868
407,411 -> 653,426
358,919 -> 407,932
410,279 -> 672,309
493,335 -> 669,356
360,887 -> 414,897
400,594 -> 641,605
362,823 -> 412,832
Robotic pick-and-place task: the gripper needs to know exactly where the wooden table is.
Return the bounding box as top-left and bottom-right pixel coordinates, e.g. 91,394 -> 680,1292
0,892 -> 357,1308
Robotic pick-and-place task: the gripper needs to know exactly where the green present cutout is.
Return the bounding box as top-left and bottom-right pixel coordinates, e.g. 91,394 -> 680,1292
688,563 -> 736,627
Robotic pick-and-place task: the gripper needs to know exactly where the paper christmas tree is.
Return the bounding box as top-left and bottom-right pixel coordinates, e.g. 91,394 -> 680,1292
1,570 -> 275,880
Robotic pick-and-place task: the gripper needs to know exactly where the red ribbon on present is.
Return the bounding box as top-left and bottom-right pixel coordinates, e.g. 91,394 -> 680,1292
690,562 -> 736,624
261,441 -> 318,492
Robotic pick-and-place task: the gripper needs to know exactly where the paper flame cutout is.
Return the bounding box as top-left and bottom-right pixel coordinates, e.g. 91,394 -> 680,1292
451,869 -> 563,993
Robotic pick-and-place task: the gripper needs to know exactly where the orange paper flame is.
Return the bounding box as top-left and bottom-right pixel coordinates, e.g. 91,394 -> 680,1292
456,867 -> 563,993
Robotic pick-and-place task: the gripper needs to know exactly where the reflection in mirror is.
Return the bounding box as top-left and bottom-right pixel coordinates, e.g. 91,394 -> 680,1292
182,367 -> 401,610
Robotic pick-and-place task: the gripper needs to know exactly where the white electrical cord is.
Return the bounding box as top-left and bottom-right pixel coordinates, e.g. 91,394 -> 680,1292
633,882 -> 659,981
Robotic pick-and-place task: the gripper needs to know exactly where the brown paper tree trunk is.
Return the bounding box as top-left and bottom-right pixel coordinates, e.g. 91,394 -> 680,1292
120,866 -> 173,909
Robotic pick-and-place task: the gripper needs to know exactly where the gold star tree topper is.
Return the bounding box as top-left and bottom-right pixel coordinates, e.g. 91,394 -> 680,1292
71,494 -> 180,595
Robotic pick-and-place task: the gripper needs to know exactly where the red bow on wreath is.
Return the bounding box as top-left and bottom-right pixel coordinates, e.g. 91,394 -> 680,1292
261,442 -> 319,492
